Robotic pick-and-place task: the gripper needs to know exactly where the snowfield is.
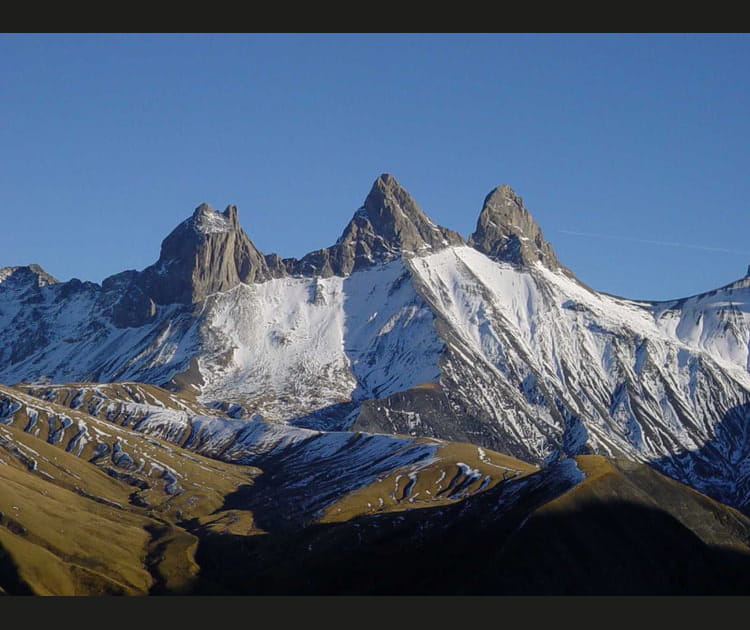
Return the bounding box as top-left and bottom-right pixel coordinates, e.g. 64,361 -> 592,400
194,258 -> 443,421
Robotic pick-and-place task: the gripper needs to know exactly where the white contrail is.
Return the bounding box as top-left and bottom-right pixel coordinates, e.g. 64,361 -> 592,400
557,229 -> 750,256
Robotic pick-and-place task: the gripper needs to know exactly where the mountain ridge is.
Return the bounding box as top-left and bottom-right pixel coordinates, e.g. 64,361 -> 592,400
1,174 -> 749,515
8,173 -> 748,307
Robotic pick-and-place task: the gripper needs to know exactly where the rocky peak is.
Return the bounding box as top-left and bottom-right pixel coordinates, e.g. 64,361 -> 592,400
355,173 -> 464,254
360,173 -> 428,230
191,203 -> 240,235
0,264 -> 58,289
291,174 -> 465,276
469,185 -> 566,273
100,203 -> 282,316
149,202 -> 280,304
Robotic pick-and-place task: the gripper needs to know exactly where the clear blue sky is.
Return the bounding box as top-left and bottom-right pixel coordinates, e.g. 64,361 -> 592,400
2,33 -> 749,301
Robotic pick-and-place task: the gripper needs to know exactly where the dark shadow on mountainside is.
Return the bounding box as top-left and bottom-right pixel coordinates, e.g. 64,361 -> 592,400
650,401 -> 750,514
187,491 -> 750,595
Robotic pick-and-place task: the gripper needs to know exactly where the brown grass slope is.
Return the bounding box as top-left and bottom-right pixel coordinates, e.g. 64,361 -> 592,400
4,379 -> 750,595
189,456 -> 750,595
0,384 -> 257,595
0,382 -> 538,594
320,439 -> 537,523
16,381 -> 539,528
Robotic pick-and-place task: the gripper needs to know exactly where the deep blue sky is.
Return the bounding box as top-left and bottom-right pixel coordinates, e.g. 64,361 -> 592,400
2,33 -> 749,300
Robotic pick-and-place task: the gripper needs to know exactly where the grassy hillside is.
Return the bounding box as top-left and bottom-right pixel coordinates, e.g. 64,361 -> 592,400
0,383 -> 534,594
0,385 -> 256,594
189,457 -> 750,595
3,381 -> 750,595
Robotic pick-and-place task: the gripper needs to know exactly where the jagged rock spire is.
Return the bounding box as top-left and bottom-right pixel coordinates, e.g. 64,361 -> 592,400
102,203 -> 285,320
144,202 -> 278,304
469,185 -> 566,273
290,174 -> 465,276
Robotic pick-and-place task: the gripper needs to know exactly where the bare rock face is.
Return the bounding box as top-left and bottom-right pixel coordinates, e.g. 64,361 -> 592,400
104,204 -> 279,308
144,203 -> 276,304
290,174 -> 465,276
469,185 -> 567,273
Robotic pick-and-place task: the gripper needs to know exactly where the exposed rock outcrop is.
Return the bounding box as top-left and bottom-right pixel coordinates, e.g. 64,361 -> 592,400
137,203 -> 278,305
100,204 -> 283,320
288,174 -> 465,277
469,185 -> 569,275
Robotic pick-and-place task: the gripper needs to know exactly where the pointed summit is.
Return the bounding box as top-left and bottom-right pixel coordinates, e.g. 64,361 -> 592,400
469,185 -> 566,273
358,173 -> 460,245
102,202 -> 282,312
291,174 -> 465,276
370,172 -> 401,193
363,173 -> 422,220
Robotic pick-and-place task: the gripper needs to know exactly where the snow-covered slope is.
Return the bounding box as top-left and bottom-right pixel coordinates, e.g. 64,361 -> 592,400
1,174 -> 749,512
399,247 -> 750,509
195,260 -> 442,423
0,275 -> 198,385
652,275 -> 750,371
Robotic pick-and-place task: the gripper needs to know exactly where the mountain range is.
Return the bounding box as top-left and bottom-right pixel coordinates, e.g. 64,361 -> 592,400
1,174 -> 749,594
